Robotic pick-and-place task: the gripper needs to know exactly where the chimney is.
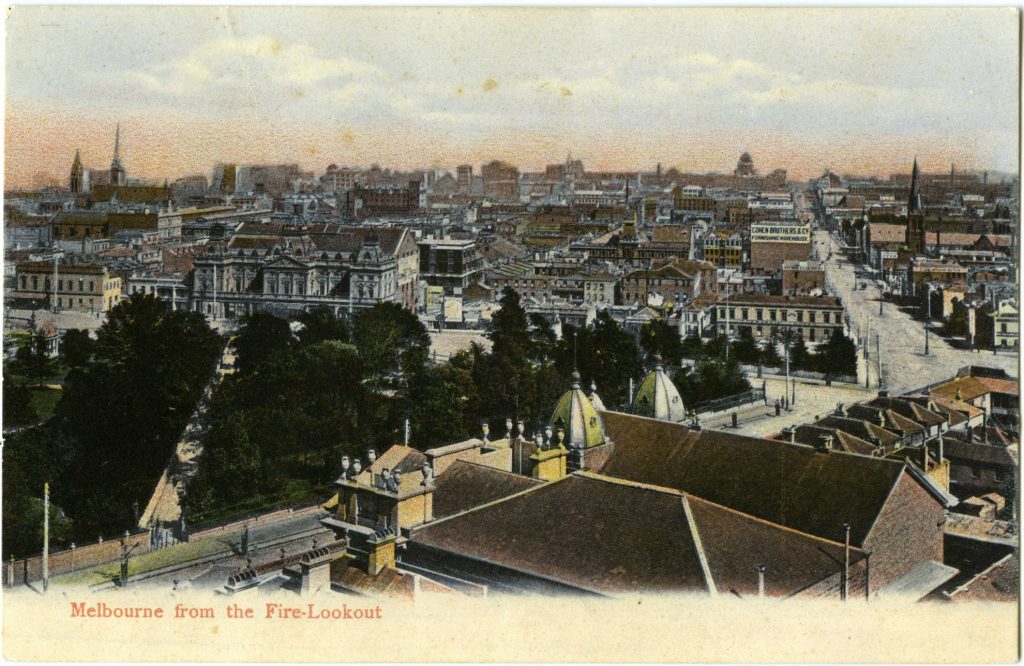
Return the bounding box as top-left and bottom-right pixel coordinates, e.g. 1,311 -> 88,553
781,427 -> 795,444
367,449 -> 377,465
365,528 -> 397,576
877,411 -> 886,428
392,470 -> 402,492
756,564 -> 767,598
817,435 -> 834,453
878,390 -> 889,398
421,463 -> 434,486
340,455 -> 351,478
352,459 -> 362,476
380,467 -> 391,490
937,433 -> 944,463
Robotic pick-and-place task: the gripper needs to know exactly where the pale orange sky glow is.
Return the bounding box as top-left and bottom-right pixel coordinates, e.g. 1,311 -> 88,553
5,7 -> 1019,189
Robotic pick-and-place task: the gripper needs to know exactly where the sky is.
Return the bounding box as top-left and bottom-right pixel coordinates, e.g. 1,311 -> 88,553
4,7 -> 1020,189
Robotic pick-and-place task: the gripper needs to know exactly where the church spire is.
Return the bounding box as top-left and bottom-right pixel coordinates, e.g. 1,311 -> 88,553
69,149 -> 84,193
110,123 -> 126,186
908,156 -> 923,214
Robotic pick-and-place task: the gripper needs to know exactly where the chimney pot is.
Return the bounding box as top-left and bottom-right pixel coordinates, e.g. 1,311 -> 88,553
367,449 -> 377,464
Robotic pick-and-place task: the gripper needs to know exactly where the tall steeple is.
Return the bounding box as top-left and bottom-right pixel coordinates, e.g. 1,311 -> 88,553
908,156 -> 923,215
69,149 -> 84,193
110,123 -> 126,187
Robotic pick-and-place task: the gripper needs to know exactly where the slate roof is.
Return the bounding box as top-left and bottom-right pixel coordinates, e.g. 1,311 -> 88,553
411,473 -> 711,595
942,439 -> 1016,467
432,459 -> 544,519
598,411 -> 908,547
813,415 -> 901,448
686,495 -> 866,598
792,424 -> 876,455
946,554 -> 1018,602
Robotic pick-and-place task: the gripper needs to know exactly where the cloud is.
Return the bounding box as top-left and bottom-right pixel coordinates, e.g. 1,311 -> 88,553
121,35 -> 387,111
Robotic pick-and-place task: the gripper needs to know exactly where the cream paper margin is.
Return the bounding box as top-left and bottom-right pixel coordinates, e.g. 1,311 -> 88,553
2,588 -> 1019,662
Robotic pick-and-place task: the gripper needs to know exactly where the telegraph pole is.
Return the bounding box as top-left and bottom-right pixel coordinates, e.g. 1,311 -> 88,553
875,334 -> 882,390
925,287 -> 931,355
42,482 -> 49,593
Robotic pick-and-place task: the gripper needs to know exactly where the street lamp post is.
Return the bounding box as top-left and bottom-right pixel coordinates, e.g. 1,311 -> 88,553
924,285 -> 932,356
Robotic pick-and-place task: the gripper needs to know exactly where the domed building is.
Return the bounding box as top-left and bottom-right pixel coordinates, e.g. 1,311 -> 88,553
735,151 -> 756,178
632,355 -> 687,423
550,371 -> 606,450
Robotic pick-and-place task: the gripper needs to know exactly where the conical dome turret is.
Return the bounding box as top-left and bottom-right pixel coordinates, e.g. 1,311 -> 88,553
588,380 -> 606,412
549,371 -> 606,449
633,355 -> 686,422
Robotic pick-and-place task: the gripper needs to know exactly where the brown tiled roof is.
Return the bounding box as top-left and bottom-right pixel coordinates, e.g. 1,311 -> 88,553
924,232 -> 981,247
432,459 -> 544,519
598,411 -> 906,547
330,556 -> 415,599
411,474 -> 711,595
868,223 -> 906,244
930,376 -> 990,403
89,185 -> 169,204
974,376 -> 1019,396
906,395 -> 969,425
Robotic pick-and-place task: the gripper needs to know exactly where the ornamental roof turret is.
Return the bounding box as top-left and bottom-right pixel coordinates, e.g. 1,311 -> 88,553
633,354 -> 687,422
549,371 -> 606,449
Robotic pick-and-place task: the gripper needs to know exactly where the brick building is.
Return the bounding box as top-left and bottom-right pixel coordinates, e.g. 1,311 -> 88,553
716,294 -> 846,343
781,260 -> 826,295
345,181 -> 421,219
749,221 -> 812,274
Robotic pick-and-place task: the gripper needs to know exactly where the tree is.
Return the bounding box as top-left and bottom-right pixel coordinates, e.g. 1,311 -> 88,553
15,332 -> 55,388
60,329 -> 94,369
674,358 -> 751,406
943,305 -> 968,337
233,311 -> 293,375
353,302 -> 430,387
731,327 -> 760,365
760,332 -> 784,367
680,331 -> 704,360
786,332 -> 812,371
811,329 -> 858,377
3,377 -> 37,426
294,307 -> 350,347
640,319 -> 684,366
568,311 -> 642,409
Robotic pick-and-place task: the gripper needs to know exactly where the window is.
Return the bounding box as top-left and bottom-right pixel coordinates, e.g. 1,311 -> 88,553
20,276 -> 26,289
796,310 -> 804,322
809,311 -> 816,323
971,466 -> 980,478
31,276 -> 38,290
756,309 -> 763,321
89,281 -> 95,292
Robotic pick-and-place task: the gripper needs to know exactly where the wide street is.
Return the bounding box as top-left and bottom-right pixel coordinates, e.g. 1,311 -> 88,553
813,229 -> 1018,393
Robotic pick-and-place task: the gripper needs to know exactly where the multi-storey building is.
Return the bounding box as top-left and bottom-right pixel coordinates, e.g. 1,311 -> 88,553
345,181 -> 422,219
417,236 -> 484,294
701,231 -> 744,268
190,226 -> 417,319
13,261 -> 122,313
749,220 -> 812,274
716,294 -> 846,343
621,259 -> 715,306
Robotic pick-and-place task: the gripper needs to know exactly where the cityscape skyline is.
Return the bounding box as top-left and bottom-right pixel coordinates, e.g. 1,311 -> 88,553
6,6 -> 1019,189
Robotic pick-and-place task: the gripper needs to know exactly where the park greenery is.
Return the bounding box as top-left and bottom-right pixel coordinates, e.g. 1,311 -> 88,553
2,295 -> 222,559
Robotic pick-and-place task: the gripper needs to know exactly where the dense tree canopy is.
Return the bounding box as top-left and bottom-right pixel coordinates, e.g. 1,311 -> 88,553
3,295 -> 222,558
